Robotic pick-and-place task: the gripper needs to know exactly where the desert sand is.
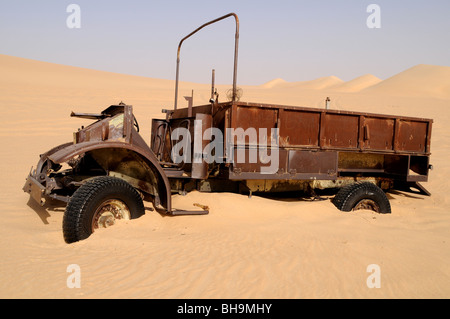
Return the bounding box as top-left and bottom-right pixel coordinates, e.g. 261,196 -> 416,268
0,54 -> 449,298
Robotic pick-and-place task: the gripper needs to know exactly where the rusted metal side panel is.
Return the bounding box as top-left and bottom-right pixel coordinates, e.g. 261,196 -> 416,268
230,147 -> 287,175
228,102 -> 432,155
320,113 -> 359,149
229,149 -> 337,181
217,102 -> 432,182
74,104 -> 135,144
233,105 -> 278,145
288,150 -> 337,179
396,120 -> 429,153
162,101 -> 432,185
279,109 -> 320,147
426,121 -> 433,153
362,117 -> 395,151
338,152 -> 385,172
170,104 -> 214,119
191,113 -> 212,179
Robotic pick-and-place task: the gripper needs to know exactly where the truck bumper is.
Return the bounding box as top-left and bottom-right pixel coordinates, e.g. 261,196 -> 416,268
23,173 -> 46,206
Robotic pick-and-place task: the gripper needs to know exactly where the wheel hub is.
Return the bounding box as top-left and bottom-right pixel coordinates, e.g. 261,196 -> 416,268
353,199 -> 380,213
92,199 -> 131,230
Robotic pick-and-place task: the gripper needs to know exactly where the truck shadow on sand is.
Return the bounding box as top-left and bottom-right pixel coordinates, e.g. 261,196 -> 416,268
27,197 -> 56,225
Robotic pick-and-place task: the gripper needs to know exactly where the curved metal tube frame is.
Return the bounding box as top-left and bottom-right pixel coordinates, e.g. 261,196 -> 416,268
174,13 -> 239,109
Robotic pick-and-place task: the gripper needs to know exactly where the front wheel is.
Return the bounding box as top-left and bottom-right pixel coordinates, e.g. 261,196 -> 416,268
332,182 -> 391,214
63,176 -> 145,243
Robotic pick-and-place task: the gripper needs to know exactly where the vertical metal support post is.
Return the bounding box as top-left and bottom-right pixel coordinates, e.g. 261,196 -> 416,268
211,69 -> 215,101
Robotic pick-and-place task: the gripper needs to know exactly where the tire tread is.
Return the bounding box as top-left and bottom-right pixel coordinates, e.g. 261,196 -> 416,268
63,176 -> 144,243
332,182 -> 391,214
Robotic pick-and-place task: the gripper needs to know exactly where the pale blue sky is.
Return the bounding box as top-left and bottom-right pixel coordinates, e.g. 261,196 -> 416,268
0,0 -> 449,85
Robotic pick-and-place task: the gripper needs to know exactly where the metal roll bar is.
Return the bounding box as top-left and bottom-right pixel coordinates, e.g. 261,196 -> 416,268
174,13 -> 239,109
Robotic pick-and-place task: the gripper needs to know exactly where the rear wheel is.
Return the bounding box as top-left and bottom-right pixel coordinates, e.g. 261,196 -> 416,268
332,182 -> 391,214
63,176 -> 145,243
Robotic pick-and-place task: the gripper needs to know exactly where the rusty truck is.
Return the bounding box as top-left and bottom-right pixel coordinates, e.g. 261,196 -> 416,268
23,13 -> 433,243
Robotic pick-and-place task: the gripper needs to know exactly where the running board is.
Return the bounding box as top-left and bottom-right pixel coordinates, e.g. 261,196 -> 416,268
170,203 -> 209,216
170,209 -> 209,216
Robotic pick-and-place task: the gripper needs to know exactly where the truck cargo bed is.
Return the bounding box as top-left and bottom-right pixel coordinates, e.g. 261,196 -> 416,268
166,101 -> 433,184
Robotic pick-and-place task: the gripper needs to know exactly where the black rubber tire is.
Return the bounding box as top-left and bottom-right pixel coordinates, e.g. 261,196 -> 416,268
63,176 -> 145,243
332,182 -> 391,214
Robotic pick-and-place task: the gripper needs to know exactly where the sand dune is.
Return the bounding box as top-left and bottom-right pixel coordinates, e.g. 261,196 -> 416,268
289,75 -> 344,90
261,75 -> 344,90
332,74 -> 382,92
363,64 -> 450,99
261,74 -> 381,93
261,78 -> 288,89
1,54 -> 450,298
1,54 -> 171,88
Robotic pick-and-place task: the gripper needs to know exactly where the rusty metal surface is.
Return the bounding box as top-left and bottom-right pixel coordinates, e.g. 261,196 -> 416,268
150,119 -> 170,161
320,113 -> 358,149
232,105 -> 277,145
47,140 -> 172,212
23,174 -> 46,206
230,102 -> 432,154
191,113 -> 212,179
26,103 -> 173,213
170,101 -> 432,154
243,176 -> 394,194
338,152 -> 385,171
279,109 -> 320,147
288,150 -> 337,177
361,117 -> 395,150
166,101 -> 432,185
396,120 -> 429,153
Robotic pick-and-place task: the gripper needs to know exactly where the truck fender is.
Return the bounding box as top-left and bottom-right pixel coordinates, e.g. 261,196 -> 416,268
47,141 -> 172,213
35,142 -> 74,174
